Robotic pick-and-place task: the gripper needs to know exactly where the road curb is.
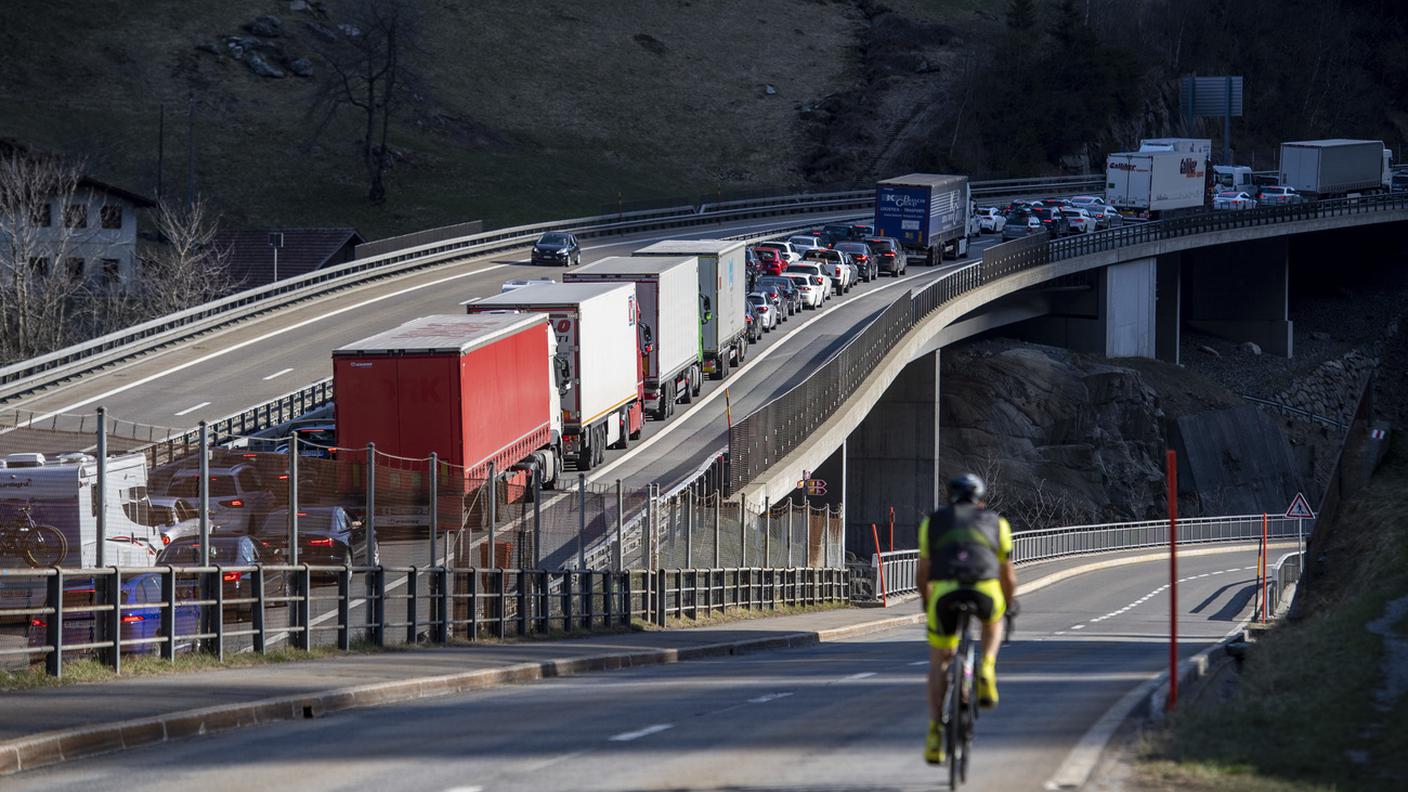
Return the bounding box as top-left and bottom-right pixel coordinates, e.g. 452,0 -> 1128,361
0,609 -> 936,778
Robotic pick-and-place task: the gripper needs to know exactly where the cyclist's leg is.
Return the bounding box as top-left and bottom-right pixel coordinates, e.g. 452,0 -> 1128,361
925,581 -> 962,763
972,579 -> 1006,706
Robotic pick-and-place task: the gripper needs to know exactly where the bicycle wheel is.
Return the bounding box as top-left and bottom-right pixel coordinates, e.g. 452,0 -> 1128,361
947,617 -> 969,790
23,524 -> 68,567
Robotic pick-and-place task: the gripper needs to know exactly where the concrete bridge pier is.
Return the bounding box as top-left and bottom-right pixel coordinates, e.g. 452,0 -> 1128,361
1183,237 -> 1293,357
838,350 -> 941,558
1004,257 -> 1160,360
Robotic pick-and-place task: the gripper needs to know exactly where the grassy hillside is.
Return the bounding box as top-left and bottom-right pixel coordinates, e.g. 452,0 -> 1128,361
0,0 -> 939,236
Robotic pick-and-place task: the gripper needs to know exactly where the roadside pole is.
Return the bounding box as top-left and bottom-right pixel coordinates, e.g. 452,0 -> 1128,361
198,421 -> 210,566
577,474 -> 586,570
1166,449 -> 1179,713
428,452 -> 438,567
1261,513 -> 1268,624
487,462 -> 498,569
96,407 -> 108,568
871,523 -> 887,607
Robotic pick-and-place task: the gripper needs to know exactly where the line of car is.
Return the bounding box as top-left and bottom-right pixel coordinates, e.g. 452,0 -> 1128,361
740,223 -> 909,338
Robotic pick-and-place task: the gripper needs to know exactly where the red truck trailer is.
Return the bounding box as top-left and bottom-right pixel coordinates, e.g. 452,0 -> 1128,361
331,313 -> 564,487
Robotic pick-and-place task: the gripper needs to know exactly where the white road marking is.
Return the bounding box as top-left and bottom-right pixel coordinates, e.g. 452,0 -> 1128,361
588,263 -> 972,480
173,401 -> 210,416
609,723 -> 674,742
442,787 -> 483,792
843,672 -> 877,680
262,367 -> 294,380
908,660 -> 929,666
747,692 -> 794,704
1070,624 -> 1086,630
520,750 -> 589,773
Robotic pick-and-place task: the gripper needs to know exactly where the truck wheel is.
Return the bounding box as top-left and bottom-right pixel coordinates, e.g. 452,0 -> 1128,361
654,382 -> 672,421
596,425 -> 608,465
691,366 -> 702,397
738,337 -> 748,363
613,411 -> 630,450
577,436 -> 594,471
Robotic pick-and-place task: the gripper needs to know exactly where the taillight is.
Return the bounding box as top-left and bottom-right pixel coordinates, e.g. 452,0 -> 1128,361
222,572 -> 241,582
308,537 -> 335,547
814,277 -> 823,285
220,498 -> 244,508
882,251 -> 895,257
161,535 -> 171,546
30,617 -> 45,627
121,614 -> 144,623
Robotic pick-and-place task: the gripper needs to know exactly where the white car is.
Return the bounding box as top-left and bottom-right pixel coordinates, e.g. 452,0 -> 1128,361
1069,195 -> 1106,209
787,235 -> 825,255
161,464 -> 275,534
1083,204 -> 1120,229
1060,207 -> 1096,233
746,293 -> 778,333
756,241 -> 800,263
974,207 -> 1007,233
802,249 -> 854,293
781,272 -> 824,308
1258,186 -> 1303,206
784,263 -> 832,301
1213,191 -> 1258,210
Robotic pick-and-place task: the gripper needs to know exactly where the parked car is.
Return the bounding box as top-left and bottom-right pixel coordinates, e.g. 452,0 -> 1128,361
803,248 -> 854,293
530,232 -> 581,266
755,241 -> 800,264
751,247 -> 787,276
747,293 -> 779,334
834,241 -> 878,281
1258,186 -> 1304,206
1060,207 -> 1096,234
154,534 -> 290,619
975,207 -> 1007,234
757,275 -> 803,316
781,272 -> 825,309
784,263 -> 833,300
1029,207 -> 1070,236
1213,191 -> 1258,210
256,506 -> 378,570
160,464 -> 275,533
864,237 -> 907,276
27,572 -> 202,656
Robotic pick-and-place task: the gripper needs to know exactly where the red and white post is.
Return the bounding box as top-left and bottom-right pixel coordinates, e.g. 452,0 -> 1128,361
1166,449 -> 1179,713
871,522 -> 888,607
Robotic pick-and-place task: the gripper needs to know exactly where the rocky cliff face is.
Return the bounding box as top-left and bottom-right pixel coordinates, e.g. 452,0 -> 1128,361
938,339 -> 1308,531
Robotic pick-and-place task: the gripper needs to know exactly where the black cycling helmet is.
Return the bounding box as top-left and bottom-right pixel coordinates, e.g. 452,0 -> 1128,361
947,473 -> 986,504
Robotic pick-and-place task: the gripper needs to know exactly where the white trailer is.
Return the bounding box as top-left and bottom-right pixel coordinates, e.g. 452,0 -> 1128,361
1139,138 -> 1213,157
466,282 -> 645,471
1106,150 -> 1209,218
1279,139 -> 1387,197
633,239 -> 748,380
0,452 -> 164,568
564,255 -> 702,420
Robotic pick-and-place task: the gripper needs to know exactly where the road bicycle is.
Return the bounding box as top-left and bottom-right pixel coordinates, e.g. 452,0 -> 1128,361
0,502 -> 68,567
943,604 -> 1014,789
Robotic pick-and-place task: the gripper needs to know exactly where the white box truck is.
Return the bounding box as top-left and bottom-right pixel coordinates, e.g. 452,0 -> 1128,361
1279,139 -> 1387,197
1139,138 -> 1213,157
1106,150 -> 1210,218
633,239 -> 748,379
466,282 -> 645,471
564,255 -> 702,420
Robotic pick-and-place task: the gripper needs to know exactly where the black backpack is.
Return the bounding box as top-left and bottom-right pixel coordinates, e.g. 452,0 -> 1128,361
926,504 -> 1002,584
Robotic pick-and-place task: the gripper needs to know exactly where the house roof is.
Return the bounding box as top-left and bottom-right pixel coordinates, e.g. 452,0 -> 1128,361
0,138 -> 155,207
217,228 -> 365,287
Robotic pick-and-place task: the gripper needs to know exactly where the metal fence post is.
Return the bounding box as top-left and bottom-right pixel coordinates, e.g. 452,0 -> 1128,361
615,478 -> 624,571
532,465 -> 542,568
365,442 -> 376,637
487,461 -> 498,570
106,568 -> 121,672
160,566 -> 176,662
96,407 -> 107,568
45,570 -> 63,678
198,421 -> 210,566
577,474 -> 587,570
764,496 -> 771,567
787,498 -> 794,567
714,489 -> 721,568
288,435 -> 300,566
739,497 -> 747,569
686,482 -> 694,569
429,452 -> 439,567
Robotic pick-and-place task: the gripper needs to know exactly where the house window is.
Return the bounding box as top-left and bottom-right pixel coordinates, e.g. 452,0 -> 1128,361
30,204 -> 51,227
100,205 -> 123,229
28,257 -> 50,277
66,258 -> 86,280
65,204 -> 87,229
101,258 -> 121,282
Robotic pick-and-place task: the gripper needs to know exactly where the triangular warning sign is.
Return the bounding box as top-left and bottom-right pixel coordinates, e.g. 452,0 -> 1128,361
1284,492 -> 1315,520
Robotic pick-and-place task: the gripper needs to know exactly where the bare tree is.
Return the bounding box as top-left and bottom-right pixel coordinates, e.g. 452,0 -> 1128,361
0,152 -> 106,361
125,198 -> 233,319
310,0 -> 423,204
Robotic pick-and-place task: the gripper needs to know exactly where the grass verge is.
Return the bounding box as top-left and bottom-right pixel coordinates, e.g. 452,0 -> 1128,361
1131,440 -> 1408,792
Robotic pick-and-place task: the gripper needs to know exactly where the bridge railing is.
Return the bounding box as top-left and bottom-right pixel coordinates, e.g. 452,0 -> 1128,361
726,189 -> 1408,494
857,514 -> 1313,603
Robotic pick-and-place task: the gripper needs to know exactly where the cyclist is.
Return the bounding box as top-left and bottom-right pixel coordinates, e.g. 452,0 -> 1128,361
918,473 -> 1019,765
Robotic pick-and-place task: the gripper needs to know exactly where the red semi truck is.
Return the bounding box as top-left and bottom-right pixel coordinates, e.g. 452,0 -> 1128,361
331,313 -> 564,487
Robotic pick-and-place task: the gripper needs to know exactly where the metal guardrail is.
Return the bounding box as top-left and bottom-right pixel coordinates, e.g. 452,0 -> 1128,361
0,562 -> 846,677
727,189 -> 1408,493
1259,550 -> 1303,618
857,513 -> 1313,603
1239,393 -> 1349,429
0,176 -> 1101,405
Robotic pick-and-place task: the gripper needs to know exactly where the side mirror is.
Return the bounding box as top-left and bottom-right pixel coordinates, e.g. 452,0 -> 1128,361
700,296 -> 713,324
639,323 -> 655,354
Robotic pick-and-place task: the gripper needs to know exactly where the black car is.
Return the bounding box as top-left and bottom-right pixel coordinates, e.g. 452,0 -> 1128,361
834,241 -> 878,281
258,506 -> 379,571
1029,207 -> 1070,237
530,232 -> 581,266
154,534 -> 290,618
757,275 -> 803,316
864,237 -> 906,276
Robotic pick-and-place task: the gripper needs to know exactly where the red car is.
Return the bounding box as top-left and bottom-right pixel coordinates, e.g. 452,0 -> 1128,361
752,247 -> 787,276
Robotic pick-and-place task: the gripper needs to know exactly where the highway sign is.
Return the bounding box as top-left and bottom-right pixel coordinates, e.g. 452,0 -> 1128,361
1284,492 -> 1315,520
796,470 -> 827,496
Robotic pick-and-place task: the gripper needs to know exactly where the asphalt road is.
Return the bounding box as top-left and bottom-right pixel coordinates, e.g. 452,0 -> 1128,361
2,544 -> 1271,792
